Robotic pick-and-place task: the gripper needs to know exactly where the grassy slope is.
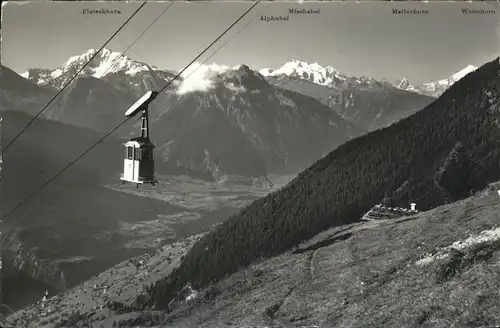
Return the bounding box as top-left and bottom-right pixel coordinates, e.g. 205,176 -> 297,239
158,183 -> 500,328
4,183 -> 500,327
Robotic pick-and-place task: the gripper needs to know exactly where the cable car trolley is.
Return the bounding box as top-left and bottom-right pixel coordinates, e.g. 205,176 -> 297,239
120,91 -> 159,187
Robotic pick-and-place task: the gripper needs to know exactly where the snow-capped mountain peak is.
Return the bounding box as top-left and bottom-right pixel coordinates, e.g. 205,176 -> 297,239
448,64 -> 478,82
61,47 -> 155,78
395,77 -> 411,90
259,59 -> 390,91
260,59 -> 342,86
258,68 -> 274,76
259,60 -> 479,98
21,47 -> 161,89
395,64 -> 479,98
274,59 -> 337,75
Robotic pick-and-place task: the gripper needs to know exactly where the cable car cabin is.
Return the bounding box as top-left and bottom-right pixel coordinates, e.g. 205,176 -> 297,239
120,137 -> 156,186
120,90 -> 159,187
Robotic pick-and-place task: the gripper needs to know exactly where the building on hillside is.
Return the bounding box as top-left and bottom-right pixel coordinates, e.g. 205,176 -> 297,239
361,202 -> 418,221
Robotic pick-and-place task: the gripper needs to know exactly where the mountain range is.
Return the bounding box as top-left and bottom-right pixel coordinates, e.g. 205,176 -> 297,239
149,64 -> 361,176
260,59 -> 479,98
0,66 -> 54,115
259,59 -> 391,91
259,60 -> 481,131
262,73 -> 435,131
13,47 -> 472,179
395,64 -> 479,98
20,48 -> 174,92
22,50 -> 477,102
3,56 -> 500,328
9,49 -> 370,178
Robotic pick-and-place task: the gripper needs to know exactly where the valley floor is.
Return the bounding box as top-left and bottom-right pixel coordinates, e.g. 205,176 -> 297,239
3,234 -> 204,328
1,174 -> 278,319
5,184 -> 500,327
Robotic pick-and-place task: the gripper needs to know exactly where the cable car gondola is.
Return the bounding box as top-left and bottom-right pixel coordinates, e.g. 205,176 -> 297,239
120,91 -> 158,187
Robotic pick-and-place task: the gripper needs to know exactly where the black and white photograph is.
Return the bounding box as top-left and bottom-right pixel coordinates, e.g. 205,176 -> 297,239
1,0 -> 500,327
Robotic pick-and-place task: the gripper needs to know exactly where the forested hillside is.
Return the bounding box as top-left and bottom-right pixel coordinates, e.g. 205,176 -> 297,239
145,58 -> 500,310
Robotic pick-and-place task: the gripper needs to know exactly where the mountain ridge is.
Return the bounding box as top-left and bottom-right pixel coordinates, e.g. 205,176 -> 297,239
21,48 -> 172,90
261,59 -> 479,98
259,59 -> 390,91
7,52 -> 364,179
396,64 -> 479,98
152,63 -> 362,176
265,74 -> 435,131
19,49 -> 479,100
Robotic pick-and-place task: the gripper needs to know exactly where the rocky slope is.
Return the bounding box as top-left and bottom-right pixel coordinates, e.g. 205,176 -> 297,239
329,87 -> 435,131
41,75 -> 136,132
0,65 -> 55,117
266,74 -> 435,131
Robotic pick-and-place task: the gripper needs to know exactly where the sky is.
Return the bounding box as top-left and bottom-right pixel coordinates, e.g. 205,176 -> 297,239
2,1 -> 499,84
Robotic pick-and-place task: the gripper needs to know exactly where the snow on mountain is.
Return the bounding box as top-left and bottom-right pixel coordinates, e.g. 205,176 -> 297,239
258,68 -> 274,76
21,48 -> 171,90
395,77 -> 411,90
260,60 -> 479,99
257,60 -> 434,132
63,48 -> 152,77
396,65 -> 479,98
260,60 -> 390,91
450,64 -> 478,81
260,60 -> 345,86
0,65 -> 55,116
13,56 -> 362,177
